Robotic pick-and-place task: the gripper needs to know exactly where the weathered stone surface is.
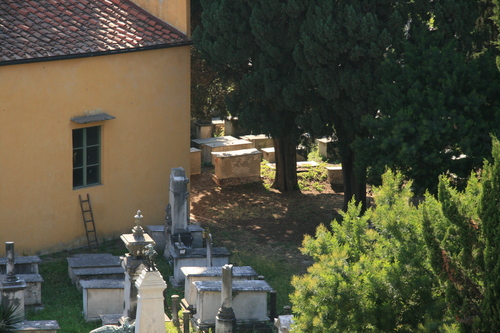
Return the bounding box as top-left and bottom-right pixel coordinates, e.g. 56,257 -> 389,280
212,148 -> 262,183
0,256 -> 42,274
171,248 -> 231,286
191,136 -> 239,149
326,166 -> 343,185
190,147 -> 202,175
204,140 -> 253,164
14,320 -> 60,333
134,270 -> 167,333
182,266 -> 258,307
239,135 -> 273,150
80,279 -> 125,321
192,280 -> 273,327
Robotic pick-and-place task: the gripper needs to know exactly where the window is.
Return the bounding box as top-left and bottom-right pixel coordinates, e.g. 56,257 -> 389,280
73,126 -> 101,188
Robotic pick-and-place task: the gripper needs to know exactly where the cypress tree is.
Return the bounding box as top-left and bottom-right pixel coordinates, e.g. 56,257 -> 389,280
292,0 -> 407,210
357,0 -> 500,194
193,0 -> 309,191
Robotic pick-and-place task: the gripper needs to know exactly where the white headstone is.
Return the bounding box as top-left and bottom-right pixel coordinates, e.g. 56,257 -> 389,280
134,269 -> 167,333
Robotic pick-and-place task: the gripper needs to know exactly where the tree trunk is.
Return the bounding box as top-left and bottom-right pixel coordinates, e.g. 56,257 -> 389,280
272,137 -> 299,192
340,144 -> 367,212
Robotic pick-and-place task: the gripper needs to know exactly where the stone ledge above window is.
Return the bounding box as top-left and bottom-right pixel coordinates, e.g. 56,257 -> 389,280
71,112 -> 116,124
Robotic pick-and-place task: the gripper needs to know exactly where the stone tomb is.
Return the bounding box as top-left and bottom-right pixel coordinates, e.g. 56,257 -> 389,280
192,280 -> 273,330
80,279 -> 125,321
191,136 -> 239,149
181,266 -> 258,310
67,253 -> 124,288
13,320 -> 60,333
239,134 -> 273,150
326,165 -> 343,186
171,248 -> 231,286
260,147 -> 307,163
0,255 -> 43,307
204,140 -> 253,165
0,255 -> 41,274
190,147 -> 202,175
194,121 -> 214,139
316,137 -> 335,159
212,148 -> 262,186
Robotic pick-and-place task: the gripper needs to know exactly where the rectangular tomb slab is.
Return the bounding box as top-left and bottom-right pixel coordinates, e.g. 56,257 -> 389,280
0,273 -> 44,307
326,166 -> 343,186
212,148 -> 262,186
80,279 -> 125,321
181,266 -> 259,308
261,147 -> 307,163
191,136 -> 239,149
169,247 -> 231,286
192,280 -> 273,328
0,255 -> 42,274
190,147 -> 202,175
203,139 -> 253,164
239,134 -> 273,150
67,254 -> 123,286
13,320 -> 60,333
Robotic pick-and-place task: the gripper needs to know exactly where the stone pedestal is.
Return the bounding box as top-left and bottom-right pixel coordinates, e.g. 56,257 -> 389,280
134,269 -> 167,333
120,211 -> 156,322
1,242 -> 27,318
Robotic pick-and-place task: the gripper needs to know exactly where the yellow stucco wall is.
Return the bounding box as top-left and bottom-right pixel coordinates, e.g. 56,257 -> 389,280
131,0 -> 190,35
0,46 -> 191,255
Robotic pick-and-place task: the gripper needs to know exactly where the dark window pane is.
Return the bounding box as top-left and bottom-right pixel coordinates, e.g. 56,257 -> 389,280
73,148 -> 83,168
73,128 -> 83,148
73,168 -> 84,188
87,165 -> 100,185
87,146 -> 99,165
86,126 -> 100,146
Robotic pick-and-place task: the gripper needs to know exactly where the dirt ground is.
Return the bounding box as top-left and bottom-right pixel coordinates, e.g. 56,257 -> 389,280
189,166 -> 346,274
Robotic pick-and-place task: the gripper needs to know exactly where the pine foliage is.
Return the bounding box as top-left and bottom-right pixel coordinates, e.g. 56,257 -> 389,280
291,170 -> 444,332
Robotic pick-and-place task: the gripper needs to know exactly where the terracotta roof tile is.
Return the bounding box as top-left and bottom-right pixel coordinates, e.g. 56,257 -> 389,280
0,0 -> 191,64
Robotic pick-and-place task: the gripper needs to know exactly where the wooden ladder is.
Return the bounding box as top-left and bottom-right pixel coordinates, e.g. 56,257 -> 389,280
79,194 -> 99,252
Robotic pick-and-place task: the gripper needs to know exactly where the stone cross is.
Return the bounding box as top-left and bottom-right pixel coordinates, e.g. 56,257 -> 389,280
215,264 -> 236,333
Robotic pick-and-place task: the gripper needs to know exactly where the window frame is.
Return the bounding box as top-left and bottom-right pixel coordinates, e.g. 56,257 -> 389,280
72,126 -> 101,189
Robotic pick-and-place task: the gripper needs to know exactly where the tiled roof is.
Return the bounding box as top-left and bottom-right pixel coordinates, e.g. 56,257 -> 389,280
0,0 -> 191,65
